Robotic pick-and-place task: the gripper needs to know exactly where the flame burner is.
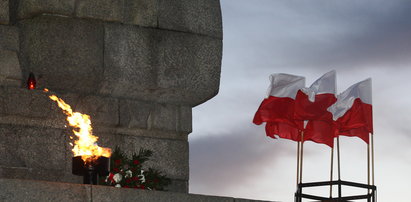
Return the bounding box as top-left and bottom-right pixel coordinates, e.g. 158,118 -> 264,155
72,156 -> 110,185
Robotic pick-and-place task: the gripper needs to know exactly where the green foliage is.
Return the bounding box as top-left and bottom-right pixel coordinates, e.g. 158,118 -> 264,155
100,146 -> 171,191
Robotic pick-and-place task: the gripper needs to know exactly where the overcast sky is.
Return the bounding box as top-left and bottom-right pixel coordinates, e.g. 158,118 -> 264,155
188,1 -> 411,201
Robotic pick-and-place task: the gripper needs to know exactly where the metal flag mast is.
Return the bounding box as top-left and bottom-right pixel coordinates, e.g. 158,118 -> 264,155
295,135 -> 376,202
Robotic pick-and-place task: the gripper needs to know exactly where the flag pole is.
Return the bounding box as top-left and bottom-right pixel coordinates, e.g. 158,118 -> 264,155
337,137 -> 341,198
296,141 -> 300,186
329,143 -> 334,198
299,131 -> 304,184
371,134 -> 375,186
367,133 -> 371,194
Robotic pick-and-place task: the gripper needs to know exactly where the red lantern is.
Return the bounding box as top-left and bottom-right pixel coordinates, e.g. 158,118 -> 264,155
27,72 -> 36,90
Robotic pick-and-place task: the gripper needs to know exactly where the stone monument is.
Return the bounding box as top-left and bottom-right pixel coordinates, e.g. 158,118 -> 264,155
0,0 -> 222,193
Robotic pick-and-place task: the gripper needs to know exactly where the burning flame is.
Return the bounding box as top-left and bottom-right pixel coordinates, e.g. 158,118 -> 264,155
46,90 -> 111,162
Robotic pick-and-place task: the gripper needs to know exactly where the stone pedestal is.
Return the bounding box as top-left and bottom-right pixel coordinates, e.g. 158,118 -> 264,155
0,178 -> 268,202
0,0 -> 222,193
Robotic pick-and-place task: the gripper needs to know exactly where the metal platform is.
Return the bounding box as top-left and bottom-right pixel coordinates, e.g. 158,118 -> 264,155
295,180 -> 377,202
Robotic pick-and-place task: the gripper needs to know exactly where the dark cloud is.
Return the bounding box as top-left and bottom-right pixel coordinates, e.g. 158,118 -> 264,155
222,0 -> 411,70
189,123 -> 296,195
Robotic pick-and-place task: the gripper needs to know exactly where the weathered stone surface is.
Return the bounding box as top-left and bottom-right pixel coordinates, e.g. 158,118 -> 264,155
0,125 -> 67,170
92,185 -> 233,202
76,0 -> 123,22
178,105 -> 192,133
75,95 -> 119,126
16,0 -> 75,19
19,16 -> 104,94
123,0 -> 158,27
167,179 -> 188,193
0,50 -> 22,87
157,30 -> 222,106
149,103 -> 178,132
120,101 -> 191,133
0,0 -> 9,24
0,166 -> 82,183
96,132 -> 189,182
0,179 -> 91,202
100,23 -> 157,98
119,99 -> 153,129
102,23 -> 222,106
158,0 -> 222,38
0,25 -> 19,51
1,87 -> 54,118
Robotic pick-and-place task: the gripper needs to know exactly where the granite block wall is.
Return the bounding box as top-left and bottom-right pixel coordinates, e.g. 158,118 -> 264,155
0,0 -> 223,193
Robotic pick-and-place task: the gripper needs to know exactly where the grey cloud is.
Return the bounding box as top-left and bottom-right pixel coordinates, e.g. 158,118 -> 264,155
189,123 -> 295,194
222,0 -> 411,70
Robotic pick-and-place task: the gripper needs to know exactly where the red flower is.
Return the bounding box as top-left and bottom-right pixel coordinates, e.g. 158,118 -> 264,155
113,168 -> 120,173
124,185 -> 130,188
108,173 -> 115,183
126,178 -> 132,183
133,160 -> 140,165
114,159 -> 121,165
132,176 -> 139,181
140,185 -> 145,189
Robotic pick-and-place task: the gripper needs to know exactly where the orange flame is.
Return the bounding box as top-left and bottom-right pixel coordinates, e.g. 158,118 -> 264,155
48,93 -> 111,163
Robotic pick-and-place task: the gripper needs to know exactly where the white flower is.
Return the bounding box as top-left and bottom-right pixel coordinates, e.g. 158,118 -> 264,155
138,170 -> 146,183
113,173 -> 122,183
115,184 -> 121,188
125,170 -> 133,178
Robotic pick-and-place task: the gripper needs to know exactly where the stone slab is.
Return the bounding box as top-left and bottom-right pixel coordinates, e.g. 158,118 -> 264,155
102,23 -> 222,106
19,16 -> 104,94
16,0 -> 75,19
1,87 -> 58,119
147,103 -> 191,134
0,178 -> 270,201
0,50 -> 22,87
0,25 -> 19,51
178,106 -> 192,133
149,103 -> 178,132
0,166 -> 82,184
0,0 -> 9,24
0,178 -> 91,202
119,99 -> 153,129
0,124 -> 67,170
76,0 -> 123,22
92,185 -> 233,202
158,0 -> 222,38
100,23 -> 157,98
123,0 -> 158,27
74,95 -> 119,127
156,30 -> 222,106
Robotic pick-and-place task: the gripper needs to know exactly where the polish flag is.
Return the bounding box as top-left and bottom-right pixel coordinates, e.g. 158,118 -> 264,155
253,73 -> 305,141
328,78 -> 373,143
294,70 -> 337,147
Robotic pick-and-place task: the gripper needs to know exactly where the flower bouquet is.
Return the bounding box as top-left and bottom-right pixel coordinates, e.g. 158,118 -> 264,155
101,146 -> 171,190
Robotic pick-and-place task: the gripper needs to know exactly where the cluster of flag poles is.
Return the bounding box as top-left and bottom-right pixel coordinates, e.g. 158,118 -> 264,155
253,70 -> 375,200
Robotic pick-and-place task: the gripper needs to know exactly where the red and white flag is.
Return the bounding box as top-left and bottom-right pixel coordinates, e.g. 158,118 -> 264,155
294,70 -> 337,147
253,73 -> 305,141
328,78 -> 373,143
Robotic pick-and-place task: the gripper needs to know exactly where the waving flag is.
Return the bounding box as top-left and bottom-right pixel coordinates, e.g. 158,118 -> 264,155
253,73 -> 305,141
294,70 -> 337,121
328,78 -> 373,143
294,70 -> 337,147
